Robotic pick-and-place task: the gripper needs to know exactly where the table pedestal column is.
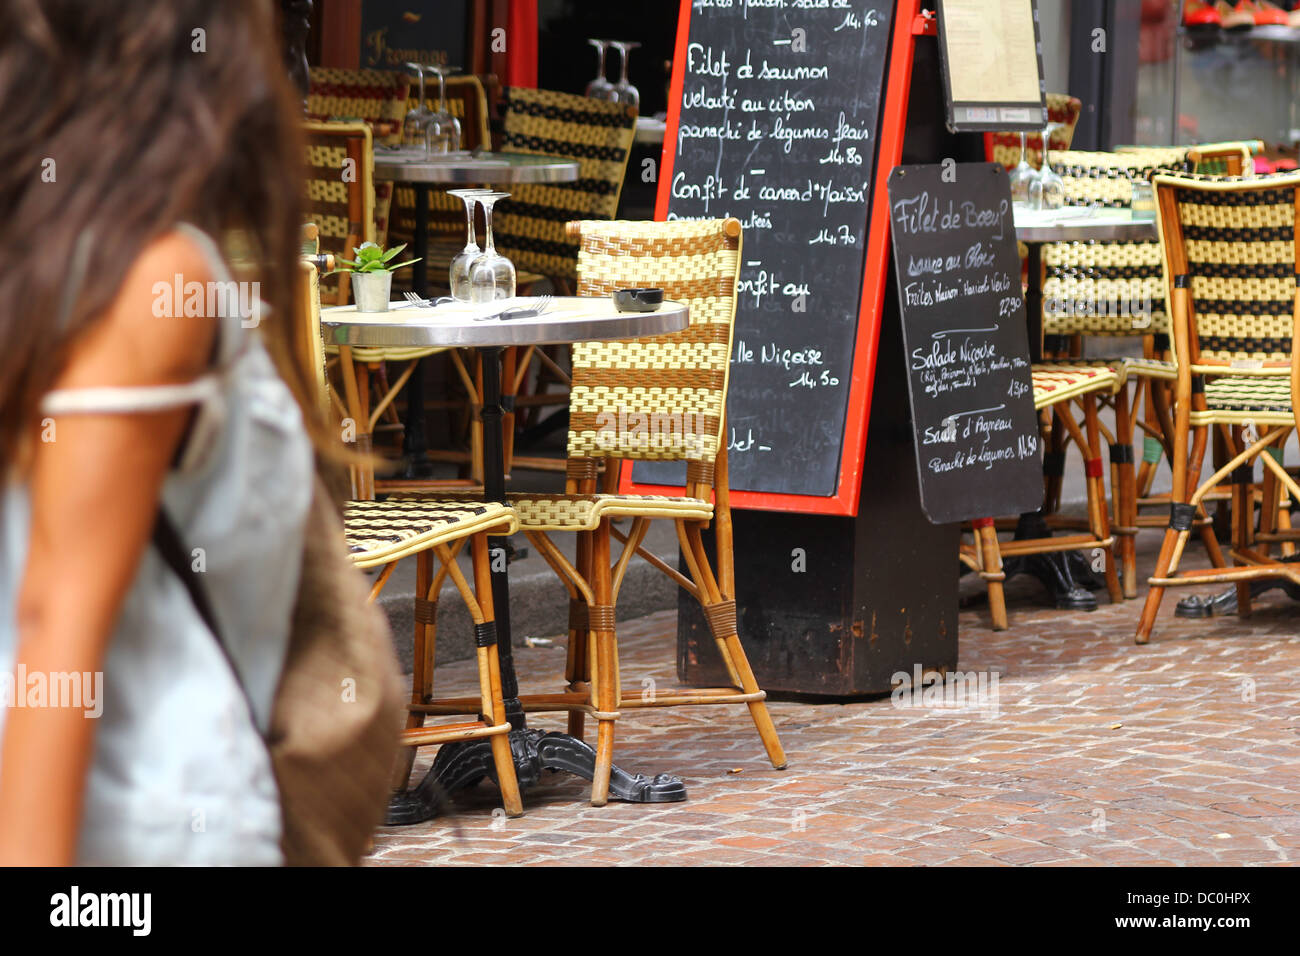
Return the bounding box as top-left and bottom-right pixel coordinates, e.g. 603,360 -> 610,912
399,183 -> 435,479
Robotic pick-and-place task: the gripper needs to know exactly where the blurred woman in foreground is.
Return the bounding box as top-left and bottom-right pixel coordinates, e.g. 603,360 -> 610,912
0,0 -> 322,864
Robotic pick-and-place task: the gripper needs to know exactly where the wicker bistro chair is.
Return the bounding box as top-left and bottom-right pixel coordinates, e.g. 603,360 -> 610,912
302,121 -> 454,498
495,87 -> 638,290
307,68 -> 409,247
297,252 -> 523,816
1033,149 -> 1219,598
1134,170 -> 1300,644
303,121 -> 376,309
490,88 -> 639,469
466,217 -> 786,805
961,361 -> 1125,629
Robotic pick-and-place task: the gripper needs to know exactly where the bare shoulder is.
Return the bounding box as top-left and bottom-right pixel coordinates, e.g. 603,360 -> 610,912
54,229 -> 221,391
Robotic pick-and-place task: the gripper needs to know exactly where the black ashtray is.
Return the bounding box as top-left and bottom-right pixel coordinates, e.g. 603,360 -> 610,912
612,288 -> 663,312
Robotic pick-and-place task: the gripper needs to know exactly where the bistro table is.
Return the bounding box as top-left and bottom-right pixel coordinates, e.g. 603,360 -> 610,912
324,296 -> 691,823
373,149 -> 580,478
1012,208 -> 1160,609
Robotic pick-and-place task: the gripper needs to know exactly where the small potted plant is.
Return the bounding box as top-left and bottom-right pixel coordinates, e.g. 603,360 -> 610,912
332,241 -> 419,312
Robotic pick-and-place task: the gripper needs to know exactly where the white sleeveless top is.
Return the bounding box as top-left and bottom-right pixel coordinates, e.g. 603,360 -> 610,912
0,225 -> 313,864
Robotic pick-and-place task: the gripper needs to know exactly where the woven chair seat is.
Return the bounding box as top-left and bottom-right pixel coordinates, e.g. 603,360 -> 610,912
1190,376 -> 1295,425
1031,363 -> 1122,408
1036,356 -> 1176,385
345,499 -> 517,568
325,343 -> 445,363
506,492 -> 714,531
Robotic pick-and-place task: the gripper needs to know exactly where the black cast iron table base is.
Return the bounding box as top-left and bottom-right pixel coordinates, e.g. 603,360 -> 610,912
386,730 -> 686,825
1000,512 -> 1107,612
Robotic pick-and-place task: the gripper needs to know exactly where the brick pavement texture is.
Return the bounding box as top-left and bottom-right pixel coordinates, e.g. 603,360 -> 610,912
368,541 -> 1300,866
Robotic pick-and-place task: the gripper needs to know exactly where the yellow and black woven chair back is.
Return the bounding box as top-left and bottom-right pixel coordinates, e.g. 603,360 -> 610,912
307,67 -> 409,145
303,121 -> 375,305
566,219 -> 741,470
1041,150 -> 1189,341
390,75 -> 494,250
495,88 -> 638,284
307,68 -> 408,248
1154,170 -> 1300,374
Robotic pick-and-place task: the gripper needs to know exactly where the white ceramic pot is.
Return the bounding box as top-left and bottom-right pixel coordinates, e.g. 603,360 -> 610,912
352,270 -> 393,312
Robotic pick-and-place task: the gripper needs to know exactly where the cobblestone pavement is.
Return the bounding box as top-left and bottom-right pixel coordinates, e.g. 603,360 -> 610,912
368,539 -> 1300,866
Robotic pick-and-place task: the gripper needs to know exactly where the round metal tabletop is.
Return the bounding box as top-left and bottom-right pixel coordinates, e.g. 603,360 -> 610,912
373,149 -> 580,184
1014,209 -> 1158,243
322,296 -> 688,348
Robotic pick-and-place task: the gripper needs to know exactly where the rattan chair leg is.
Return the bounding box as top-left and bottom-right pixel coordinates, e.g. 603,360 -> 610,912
393,550 -> 434,790
566,529 -> 594,740
975,520 -> 1009,630
1187,426 -> 1228,568
590,522 -> 617,807
682,520 -> 788,770
1114,385 -> 1139,598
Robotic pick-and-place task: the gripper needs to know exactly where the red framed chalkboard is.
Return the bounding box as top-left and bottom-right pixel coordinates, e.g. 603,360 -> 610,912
620,0 -> 930,516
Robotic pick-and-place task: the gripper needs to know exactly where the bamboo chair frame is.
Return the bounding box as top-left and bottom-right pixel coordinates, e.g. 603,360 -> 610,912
298,251 -> 522,816
1134,171 -> 1300,644
417,218 -> 787,805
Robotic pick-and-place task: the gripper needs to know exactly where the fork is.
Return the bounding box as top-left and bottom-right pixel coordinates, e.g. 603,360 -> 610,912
473,297 -> 555,321
397,292 -> 454,309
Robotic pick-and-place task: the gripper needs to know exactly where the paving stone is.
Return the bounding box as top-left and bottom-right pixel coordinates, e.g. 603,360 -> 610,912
367,533 -> 1300,866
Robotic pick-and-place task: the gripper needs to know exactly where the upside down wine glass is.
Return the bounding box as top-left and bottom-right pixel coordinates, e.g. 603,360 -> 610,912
585,39 -> 615,100
1009,132 -> 1038,207
468,192 -> 516,303
423,64 -> 462,156
1028,122 -> 1065,211
609,40 -> 641,111
402,61 -> 431,148
447,187 -> 491,301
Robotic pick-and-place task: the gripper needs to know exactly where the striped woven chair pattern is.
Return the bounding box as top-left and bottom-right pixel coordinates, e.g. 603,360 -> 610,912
345,498 -> 518,568
1135,170 -> 1300,643
493,88 -> 638,285
307,67 -> 410,247
303,121 -> 375,307
1030,363 -> 1121,408
988,93 -> 1082,171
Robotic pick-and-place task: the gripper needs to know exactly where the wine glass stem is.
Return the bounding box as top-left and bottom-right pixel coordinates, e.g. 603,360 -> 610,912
1042,127 -> 1052,175
437,70 -> 446,113
1019,132 -> 1027,166
596,44 -> 606,82
417,68 -> 425,107
463,199 -> 476,247
482,203 -> 496,254
619,46 -> 629,84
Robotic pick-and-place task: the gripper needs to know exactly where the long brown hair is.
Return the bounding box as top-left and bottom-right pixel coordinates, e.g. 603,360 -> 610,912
0,0 -> 319,467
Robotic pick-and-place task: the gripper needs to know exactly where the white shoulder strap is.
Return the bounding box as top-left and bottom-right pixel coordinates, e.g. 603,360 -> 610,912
41,377 -> 222,416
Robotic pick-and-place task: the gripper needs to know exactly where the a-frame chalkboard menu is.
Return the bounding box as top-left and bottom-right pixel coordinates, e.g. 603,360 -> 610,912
622,0 -> 901,515
886,163 -> 1042,523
